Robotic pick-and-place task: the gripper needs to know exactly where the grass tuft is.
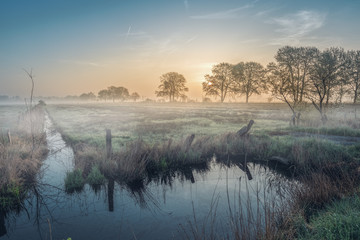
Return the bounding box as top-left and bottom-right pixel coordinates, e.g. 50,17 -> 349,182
64,169 -> 85,193
86,165 -> 106,186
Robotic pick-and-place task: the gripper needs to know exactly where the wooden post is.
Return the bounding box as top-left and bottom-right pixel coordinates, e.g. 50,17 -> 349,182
106,129 -> 112,159
184,134 -> 195,152
237,120 -> 254,137
7,129 -> 11,145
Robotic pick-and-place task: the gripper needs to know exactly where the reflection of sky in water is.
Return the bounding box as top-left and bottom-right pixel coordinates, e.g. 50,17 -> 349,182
1,116 -> 292,240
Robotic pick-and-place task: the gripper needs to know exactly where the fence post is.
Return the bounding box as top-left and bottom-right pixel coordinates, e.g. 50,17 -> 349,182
7,129 -> 11,145
106,129 -> 112,159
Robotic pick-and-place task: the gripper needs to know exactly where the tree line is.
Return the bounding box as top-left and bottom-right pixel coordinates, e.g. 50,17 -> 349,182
79,86 -> 140,102
154,46 -> 360,124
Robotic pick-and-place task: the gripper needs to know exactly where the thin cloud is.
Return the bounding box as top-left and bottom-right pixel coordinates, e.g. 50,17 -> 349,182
255,8 -> 276,17
185,35 -> 197,44
59,59 -> 103,67
269,10 -> 326,45
190,3 -> 255,19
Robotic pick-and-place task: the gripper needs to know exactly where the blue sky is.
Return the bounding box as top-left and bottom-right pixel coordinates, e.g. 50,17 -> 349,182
1,0 -> 360,99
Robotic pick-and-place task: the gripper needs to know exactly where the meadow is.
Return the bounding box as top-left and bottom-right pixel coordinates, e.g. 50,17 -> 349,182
46,102 -> 360,148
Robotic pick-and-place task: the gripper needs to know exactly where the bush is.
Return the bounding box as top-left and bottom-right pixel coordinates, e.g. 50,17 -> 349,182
0,183 -> 23,211
86,165 -> 106,186
64,169 -> 84,193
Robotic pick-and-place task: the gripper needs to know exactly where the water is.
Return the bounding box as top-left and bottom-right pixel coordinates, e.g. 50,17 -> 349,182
0,116 -> 292,240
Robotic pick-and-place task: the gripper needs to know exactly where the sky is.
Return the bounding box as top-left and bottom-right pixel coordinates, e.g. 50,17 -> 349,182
1,0 -> 360,100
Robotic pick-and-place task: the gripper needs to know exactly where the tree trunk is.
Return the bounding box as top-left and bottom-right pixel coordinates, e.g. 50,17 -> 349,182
354,89 -> 358,104
245,94 -> 249,103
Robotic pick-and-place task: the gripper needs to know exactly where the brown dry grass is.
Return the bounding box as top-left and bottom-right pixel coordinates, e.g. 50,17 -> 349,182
0,105 -> 47,189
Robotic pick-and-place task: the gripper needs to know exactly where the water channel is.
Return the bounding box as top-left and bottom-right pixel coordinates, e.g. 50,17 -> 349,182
0,115 -> 292,239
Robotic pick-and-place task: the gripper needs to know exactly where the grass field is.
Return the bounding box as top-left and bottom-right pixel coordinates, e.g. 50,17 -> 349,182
46,102 -> 360,151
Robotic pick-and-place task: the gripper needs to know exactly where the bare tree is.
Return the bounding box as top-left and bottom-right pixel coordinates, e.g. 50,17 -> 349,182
345,50 -> 360,103
308,47 -> 345,124
23,68 -> 35,150
275,46 -> 318,103
23,68 -> 35,109
233,62 -> 266,103
267,62 -> 301,125
202,63 -> 235,102
155,72 -> 188,102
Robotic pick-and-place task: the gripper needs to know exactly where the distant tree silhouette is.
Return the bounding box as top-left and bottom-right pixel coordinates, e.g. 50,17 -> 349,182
202,63 -> 235,102
80,92 -> 96,100
155,72 -> 188,102
98,89 -> 110,102
107,86 -> 129,102
130,92 -> 140,102
0,95 -> 9,101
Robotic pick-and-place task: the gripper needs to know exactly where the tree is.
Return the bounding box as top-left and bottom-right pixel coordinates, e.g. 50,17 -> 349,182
267,62 -> 301,125
308,47 -> 345,124
107,86 -> 129,102
345,50 -> 360,103
155,72 -> 188,102
80,92 -> 96,100
98,89 -> 110,102
234,62 -> 266,103
130,92 -> 140,102
275,46 -> 318,103
202,63 -> 235,102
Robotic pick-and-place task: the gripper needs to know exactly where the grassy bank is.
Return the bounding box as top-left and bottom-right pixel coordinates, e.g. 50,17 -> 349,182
0,103 -> 48,211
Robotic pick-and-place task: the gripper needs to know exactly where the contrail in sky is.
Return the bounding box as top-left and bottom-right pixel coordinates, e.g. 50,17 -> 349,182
125,26 -> 132,40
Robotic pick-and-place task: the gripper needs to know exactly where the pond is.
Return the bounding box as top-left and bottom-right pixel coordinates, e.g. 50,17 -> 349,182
0,116 -> 293,240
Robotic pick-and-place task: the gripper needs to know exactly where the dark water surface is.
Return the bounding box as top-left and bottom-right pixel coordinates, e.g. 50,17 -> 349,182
0,116 -> 292,240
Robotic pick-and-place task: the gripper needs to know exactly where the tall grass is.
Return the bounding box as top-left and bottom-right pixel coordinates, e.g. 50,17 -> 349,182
0,103 -> 47,210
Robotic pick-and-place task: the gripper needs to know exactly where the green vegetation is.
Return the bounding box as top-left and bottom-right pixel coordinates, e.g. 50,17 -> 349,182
0,183 -> 24,212
64,169 -> 85,193
86,165 -> 106,186
297,194 -> 360,240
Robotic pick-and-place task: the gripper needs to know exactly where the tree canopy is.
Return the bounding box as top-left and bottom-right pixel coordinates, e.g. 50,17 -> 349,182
155,72 -> 188,102
202,63 -> 235,103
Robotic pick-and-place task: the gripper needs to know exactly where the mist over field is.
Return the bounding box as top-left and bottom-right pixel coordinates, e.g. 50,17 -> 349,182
1,1 -> 360,239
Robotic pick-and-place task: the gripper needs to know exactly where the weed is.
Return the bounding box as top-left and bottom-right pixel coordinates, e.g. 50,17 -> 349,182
64,169 -> 85,193
86,165 -> 106,186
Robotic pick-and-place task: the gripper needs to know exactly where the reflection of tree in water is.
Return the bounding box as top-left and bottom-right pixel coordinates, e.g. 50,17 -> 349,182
146,162 -> 210,187
106,159 -> 278,212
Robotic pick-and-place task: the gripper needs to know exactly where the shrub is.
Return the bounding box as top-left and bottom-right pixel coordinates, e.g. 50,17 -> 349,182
0,182 -> 25,212
299,195 -> 360,240
86,165 -> 106,186
64,169 -> 84,193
